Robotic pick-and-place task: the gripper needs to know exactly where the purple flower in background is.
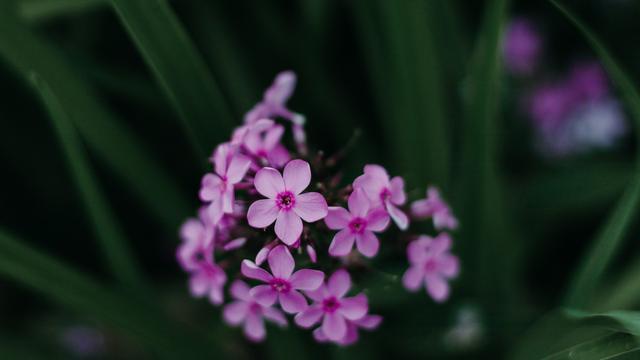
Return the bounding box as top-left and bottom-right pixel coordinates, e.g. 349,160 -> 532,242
177,209 -> 214,271
324,188 -> 390,257
60,326 -> 105,357
241,245 -> 324,313
503,18 -> 543,76
313,314 -> 382,346
247,159 -> 328,245
200,143 -> 251,224
403,233 -> 459,302
568,61 -> 609,103
223,280 -> 287,342
411,187 -> 458,230
526,82 -> 576,133
353,164 -> 409,230
295,269 -> 368,341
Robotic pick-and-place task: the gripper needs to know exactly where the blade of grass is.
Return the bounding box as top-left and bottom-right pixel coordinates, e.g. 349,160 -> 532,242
0,229 -> 220,358
19,0 -> 105,21
541,333 -> 640,360
108,0 -> 235,158
0,3 -> 189,231
31,73 -> 144,290
549,0 -> 640,309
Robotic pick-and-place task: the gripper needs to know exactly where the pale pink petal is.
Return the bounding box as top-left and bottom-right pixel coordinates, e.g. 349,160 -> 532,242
355,231 -> 380,258
410,199 -> 433,218
230,280 -> 251,301
363,164 -> 389,182
365,208 -> 390,232
179,219 -> 202,243
279,290 -> 308,314
255,247 -> 270,266
322,312 -> 347,341
189,274 -> 208,297
263,307 -> 288,327
425,274 -> 449,302
290,269 -> 325,291
263,124 -> 285,151
265,71 -> 296,105
244,313 -> 266,342
348,188 -> 370,217
324,207 -> 351,230
294,305 -> 324,328
213,143 -> 230,177
241,260 -> 273,282
338,294 -> 368,320
208,285 -> 224,305
386,202 -> 409,230
353,174 -> 385,205
268,245 -> 295,279
354,315 -> 383,329
339,324 -> 359,346
199,173 -> 222,202
293,192 -> 328,222
306,245 -> 317,263
328,269 -> 351,298
432,233 -> 452,254
328,229 -> 356,257
389,176 -> 406,205
274,211 -> 303,246
207,199 -> 225,226
407,237 -> 431,264
254,167 -> 285,198
283,159 -> 311,195
402,266 -> 424,291
305,285 -> 329,302
247,199 -> 279,228
313,327 -> 329,343
223,301 -> 249,325
439,254 -> 460,278
226,154 -> 251,184
250,285 -> 278,307
267,144 -> 290,168
223,237 -> 247,251
221,188 -> 234,214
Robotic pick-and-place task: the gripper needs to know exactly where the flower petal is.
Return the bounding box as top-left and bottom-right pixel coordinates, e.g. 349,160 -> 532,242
226,154 -> 251,184
254,167 -> 285,198
294,192 -> 328,222
313,327 -> 329,343
348,188 -> 370,217
386,202 -> 409,230
199,173 -> 222,202
283,159 -> 311,195
223,237 -> 247,251
338,294 -> 368,320
268,245 -> 295,279
247,199 -> 279,228
324,207 -> 351,230
208,285 -> 224,305
402,266 -> 423,291
355,231 -> 380,258
263,124 -> 285,151
290,269 -> 325,291
255,246 -> 270,266
189,273 -> 208,297
279,290 -> 308,314
365,208 -> 390,232
250,285 -> 278,307
425,274 -> 449,302
354,315 -> 383,329
328,269 -> 351,298
263,307 -> 288,327
439,254 -> 460,278
241,260 -> 273,282
389,176 -> 406,205
322,312 -> 347,341
328,229 -> 356,257
230,280 -> 251,301
274,211 -> 303,245
244,313 -> 266,342
223,301 -> 248,325
294,305 -> 324,328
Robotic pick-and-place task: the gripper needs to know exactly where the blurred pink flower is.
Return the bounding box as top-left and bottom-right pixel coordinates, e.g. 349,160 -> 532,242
503,18 -> 543,76
568,61 -> 609,103
411,187 -> 458,230
177,208 -> 214,270
247,159 -> 328,245
313,314 -> 382,346
295,269 -> 368,341
223,280 -> 287,342
403,233 -> 459,302
325,188 -> 390,257
241,245 -> 324,314
353,165 -> 408,230
243,123 -> 290,168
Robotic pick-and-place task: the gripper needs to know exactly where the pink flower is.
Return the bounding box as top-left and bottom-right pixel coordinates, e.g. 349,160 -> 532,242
189,257 -> 227,305
353,164 -> 409,230
200,144 -> 251,224
312,314 -> 382,346
324,189 -> 390,257
247,159 -> 328,245
223,280 -> 287,342
411,187 -> 459,230
243,123 -> 290,168
295,269 -> 369,341
244,71 -> 298,124
402,233 -> 459,302
177,209 -> 215,270
241,245 -> 324,314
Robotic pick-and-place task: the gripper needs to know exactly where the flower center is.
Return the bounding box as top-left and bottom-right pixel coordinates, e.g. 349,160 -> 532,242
424,258 -> 438,272
380,188 -> 391,202
248,302 -> 262,314
276,191 -> 296,211
322,296 -> 341,313
349,217 -> 367,234
269,278 -> 291,293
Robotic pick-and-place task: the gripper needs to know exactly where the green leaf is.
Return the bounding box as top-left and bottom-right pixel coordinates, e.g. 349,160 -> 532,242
567,310 -> 640,336
0,229 -> 218,359
19,0 -> 105,21
31,73 -> 144,289
542,333 -> 640,360
108,0 -> 235,157
549,0 -> 640,309
0,4 -> 190,232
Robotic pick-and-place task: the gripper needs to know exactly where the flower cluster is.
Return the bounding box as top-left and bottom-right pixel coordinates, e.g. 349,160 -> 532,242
177,71 -> 460,344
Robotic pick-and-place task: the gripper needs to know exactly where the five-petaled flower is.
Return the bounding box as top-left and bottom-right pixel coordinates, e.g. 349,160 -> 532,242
402,233 -> 460,302
295,269 -> 369,341
241,245 -> 325,313
223,280 -> 287,342
353,164 -> 409,230
313,314 -> 382,346
325,189 -> 390,257
247,159 -> 328,245
411,186 -> 459,230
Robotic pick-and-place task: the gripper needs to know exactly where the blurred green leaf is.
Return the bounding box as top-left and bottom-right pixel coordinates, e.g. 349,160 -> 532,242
596,260 -> 640,311
19,0 -> 105,21
0,229 -> 219,359
0,4 -> 190,231
31,73 -> 144,290
542,333 -> 640,360
108,0 -> 235,157
567,310 -> 640,336
550,0 -> 640,309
